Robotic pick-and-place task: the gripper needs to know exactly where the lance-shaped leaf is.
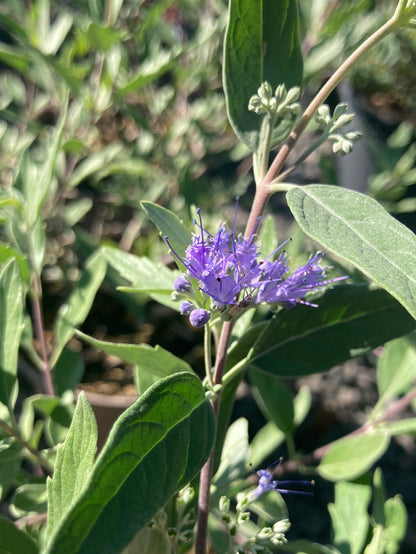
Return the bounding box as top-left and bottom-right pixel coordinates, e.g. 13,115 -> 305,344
102,245 -> 178,310
76,330 -> 194,394
141,201 -> 192,260
45,372 -> 215,554
46,392 -> 97,542
52,250 -> 107,366
227,285 -> 416,378
223,0 -> 303,151
0,259 -> 24,411
287,185 -> 416,320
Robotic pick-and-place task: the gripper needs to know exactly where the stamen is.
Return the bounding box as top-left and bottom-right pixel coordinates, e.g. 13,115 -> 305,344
163,236 -> 186,266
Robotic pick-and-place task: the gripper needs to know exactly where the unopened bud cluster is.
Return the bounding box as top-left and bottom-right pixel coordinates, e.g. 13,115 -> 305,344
217,494 -> 290,553
248,82 -> 301,120
315,103 -> 362,155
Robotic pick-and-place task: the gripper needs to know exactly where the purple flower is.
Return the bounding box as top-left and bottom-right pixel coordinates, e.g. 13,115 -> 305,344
164,203 -> 348,322
257,252 -> 347,307
251,467 -> 314,500
189,308 -> 210,327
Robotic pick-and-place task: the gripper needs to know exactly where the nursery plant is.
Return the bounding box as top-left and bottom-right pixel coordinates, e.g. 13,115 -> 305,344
1,0 -> 416,553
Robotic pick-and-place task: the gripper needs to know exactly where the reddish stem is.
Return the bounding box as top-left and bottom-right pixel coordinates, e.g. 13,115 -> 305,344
31,276 -> 55,396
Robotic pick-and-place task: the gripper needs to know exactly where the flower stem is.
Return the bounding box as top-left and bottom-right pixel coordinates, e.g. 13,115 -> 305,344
204,324 -> 214,388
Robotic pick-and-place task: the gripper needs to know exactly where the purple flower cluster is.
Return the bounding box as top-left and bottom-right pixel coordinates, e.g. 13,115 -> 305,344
165,207 -> 347,327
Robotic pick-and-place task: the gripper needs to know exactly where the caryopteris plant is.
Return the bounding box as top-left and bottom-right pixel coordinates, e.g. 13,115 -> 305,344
0,0 -> 415,552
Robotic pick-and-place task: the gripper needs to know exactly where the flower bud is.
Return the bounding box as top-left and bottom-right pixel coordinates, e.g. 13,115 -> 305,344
189,308 -> 210,327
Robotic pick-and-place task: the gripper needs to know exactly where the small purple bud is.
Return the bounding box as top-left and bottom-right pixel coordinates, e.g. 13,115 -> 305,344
174,273 -> 191,293
189,308 -> 210,327
180,301 -> 194,315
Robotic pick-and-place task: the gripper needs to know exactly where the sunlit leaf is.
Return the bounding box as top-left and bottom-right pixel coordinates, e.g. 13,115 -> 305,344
319,433 -> 390,482
287,185 -> 416,320
45,373 -> 215,554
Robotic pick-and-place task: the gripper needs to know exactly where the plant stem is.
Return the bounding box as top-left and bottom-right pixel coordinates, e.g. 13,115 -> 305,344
262,11 -> 400,189
0,419 -> 54,475
31,275 -> 55,396
195,437 -> 216,554
195,320 -> 234,554
204,324 -> 214,387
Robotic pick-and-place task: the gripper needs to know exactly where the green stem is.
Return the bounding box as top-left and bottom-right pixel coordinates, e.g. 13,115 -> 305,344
204,324 -> 214,388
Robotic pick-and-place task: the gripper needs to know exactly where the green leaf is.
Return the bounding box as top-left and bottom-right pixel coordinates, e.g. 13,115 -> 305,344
383,418 -> 416,436
29,394 -> 74,445
0,243 -> 30,283
376,333 -> 416,407
25,91 -> 68,227
286,185 -> 416,320
121,525 -> 170,554
249,369 -> 294,434
53,348 -> 85,396
0,441 -> 23,501
10,483 -> 47,518
213,418 -> 249,493
383,496 -> 407,552
294,385 -> 312,426
0,516 -> 38,554
52,250 -> 107,366
141,201 -> 192,260
319,433 -> 390,482
248,421 -> 284,469
45,372 -> 215,554
233,285 -> 416,377
329,479 -> 372,554
75,329 -> 194,394
103,245 -> 178,309
46,392 -> 97,541
223,0 -> 303,151
0,259 -> 24,411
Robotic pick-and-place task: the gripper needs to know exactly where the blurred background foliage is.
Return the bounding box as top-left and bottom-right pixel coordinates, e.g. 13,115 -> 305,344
0,0 -> 415,360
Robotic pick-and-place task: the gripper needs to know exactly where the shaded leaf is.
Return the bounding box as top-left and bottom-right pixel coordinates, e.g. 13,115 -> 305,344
287,185 -> 416,320
231,285 -> 416,378
0,516 -> 38,554
249,369 -> 294,434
